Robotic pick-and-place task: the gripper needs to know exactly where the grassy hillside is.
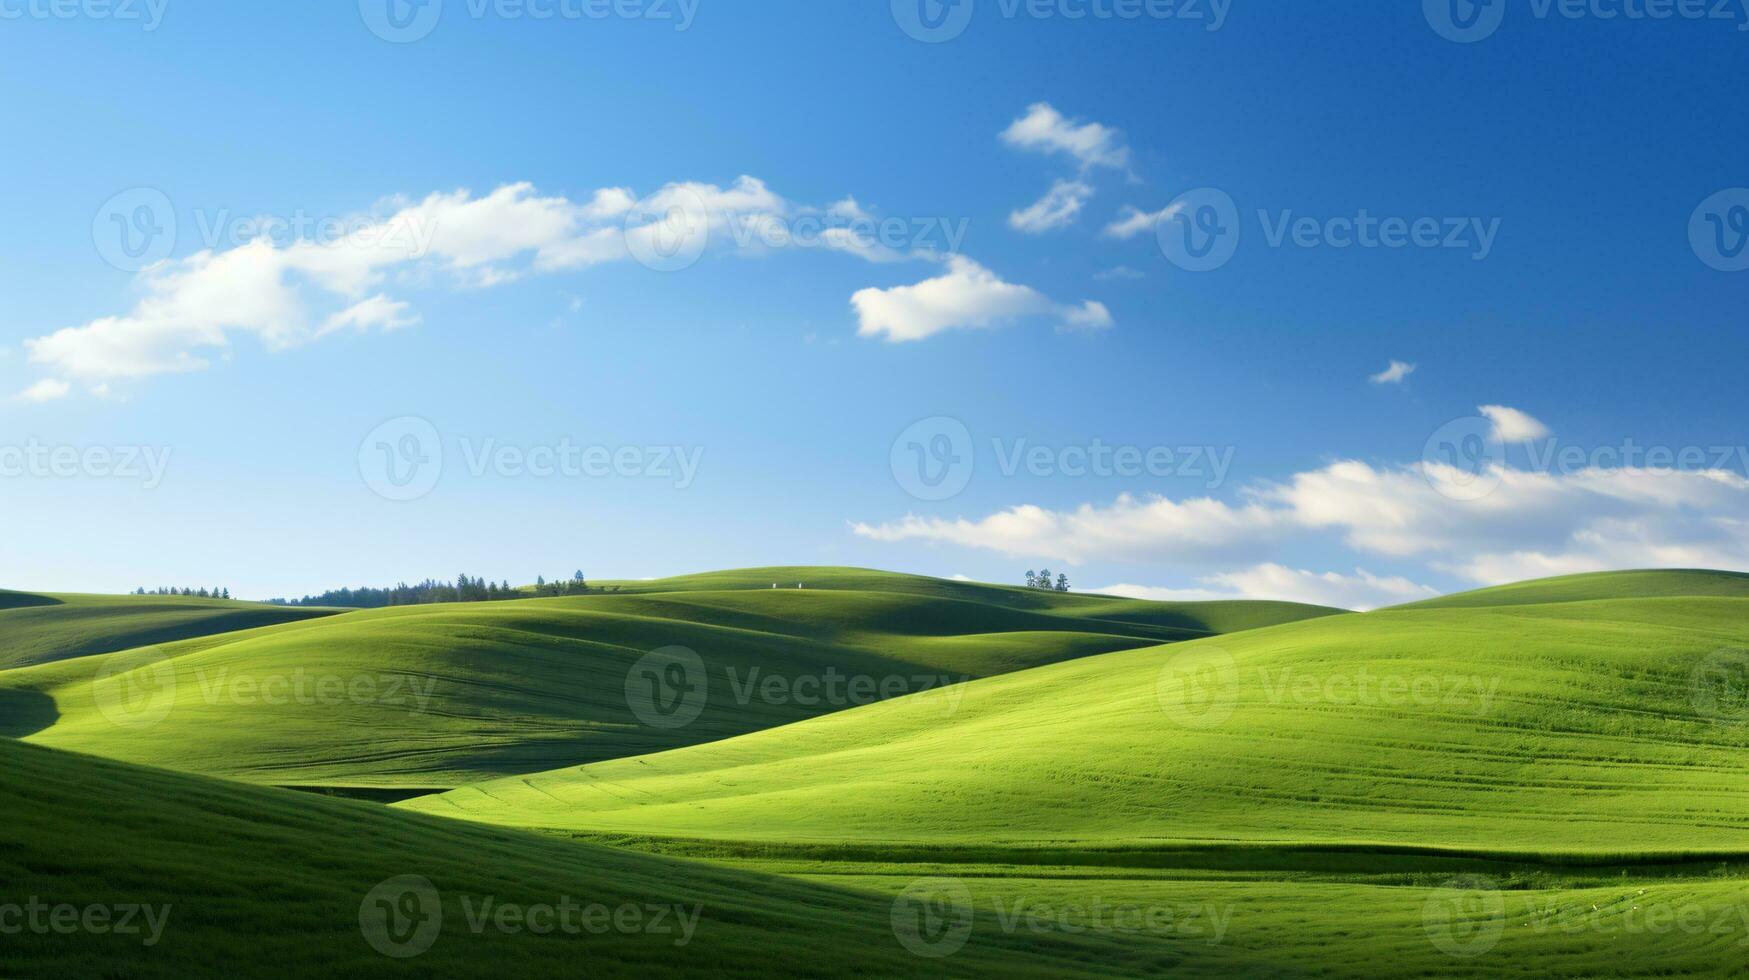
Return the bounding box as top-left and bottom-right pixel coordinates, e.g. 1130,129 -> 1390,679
14,568 -> 1749,977
0,591 -> 339,671
595,566 -> 1345,632
4,570 -> 1334,790
13,739 -> 1749,978
406,588 -> 1749,854
1392,568 -> 1749,610
0,739 -> 1140,979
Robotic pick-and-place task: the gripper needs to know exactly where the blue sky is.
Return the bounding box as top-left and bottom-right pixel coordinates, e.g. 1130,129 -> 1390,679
1,2 -> 1745,606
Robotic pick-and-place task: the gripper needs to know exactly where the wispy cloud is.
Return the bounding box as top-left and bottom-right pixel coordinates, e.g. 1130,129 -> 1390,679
850,256 -> 1111,342
1000,103 -> 1131,172
1478,404 -> 1550,442
1369,360 -> 1417,385
1102,203 -> 1182,240
1009,179 -> 1094,234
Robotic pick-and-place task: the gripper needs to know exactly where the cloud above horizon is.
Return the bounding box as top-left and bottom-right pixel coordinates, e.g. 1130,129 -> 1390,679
854,412 -> 1749,594
20,178 -> 1092,398
1009,179 -> 1094,234
999,103 -> 1131,173
1099,564 -> 1440,611
850,256 -> 1112,342
1369,360 -> 1416,385
1479,404 -> 1551,442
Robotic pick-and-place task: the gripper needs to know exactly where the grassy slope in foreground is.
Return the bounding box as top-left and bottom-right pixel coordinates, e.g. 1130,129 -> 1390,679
0,591 -> 339,671
407,583 -> 1749,855
12,744 -> 1749,978
5,569 -> 1337,788
0,739 -> 1138,980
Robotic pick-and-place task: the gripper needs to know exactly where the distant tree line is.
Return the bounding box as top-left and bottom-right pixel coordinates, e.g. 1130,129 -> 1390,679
1024,569 -> 1070,592
267,571 -> 613,608
135,586 -> 232,599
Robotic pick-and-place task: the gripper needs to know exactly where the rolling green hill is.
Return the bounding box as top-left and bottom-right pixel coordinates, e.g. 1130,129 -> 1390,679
1390,568 -> 1749,610
0,591 -> 340,671
12,568 -> 1749,977
595,566 -> 1345,634
406,583 -> 1749,856
3,570 -> 1336,790
0,738 -> 1143,979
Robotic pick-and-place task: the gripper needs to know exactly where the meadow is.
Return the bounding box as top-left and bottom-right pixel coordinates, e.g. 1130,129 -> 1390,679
5,566 -> 1749,976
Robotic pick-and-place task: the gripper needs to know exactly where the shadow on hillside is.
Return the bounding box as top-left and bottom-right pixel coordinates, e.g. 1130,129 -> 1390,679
0,591 -> 62,611
0,686 -> 58,738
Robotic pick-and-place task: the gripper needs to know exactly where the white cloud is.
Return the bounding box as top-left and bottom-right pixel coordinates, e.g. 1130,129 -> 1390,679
851,493 -> 1286,564
14,378 -> 71,402
856,455 -> 1749,588
1369,360 -> 1416,385
850,256 -> 1111,342
318,295 -> 421,337
1009,180 -> 1093,234
1102,203 -> 1182,240
1479,404 -> 1550,442
1094,266 -> 1144,281
1203,564 -> 1438,611
1096,565 -> 1437,611
827,196 -> 873,223
23,179 -> 955,393
1000,103 -> 1131,172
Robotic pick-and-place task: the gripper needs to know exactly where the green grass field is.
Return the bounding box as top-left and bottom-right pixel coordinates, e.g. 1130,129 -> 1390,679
6,566 -> 1749,976
1,568 -> 1335,790
0,590 -> 339,671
